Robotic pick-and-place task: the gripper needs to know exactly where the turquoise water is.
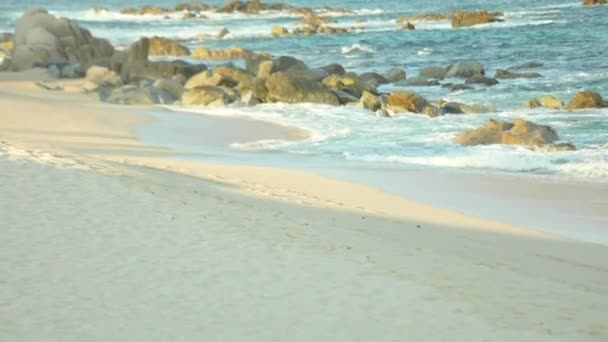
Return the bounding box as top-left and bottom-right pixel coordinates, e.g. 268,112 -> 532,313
2,1 -> 607,179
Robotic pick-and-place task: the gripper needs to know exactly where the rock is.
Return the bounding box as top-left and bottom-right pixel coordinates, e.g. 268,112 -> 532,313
419,66 -> 447,80
9,8 -> 114,71
583,0 -> 608,5
244,55 -> 273,77
441,101 -> 494,114
153,78 -> 184,98
60,64 -> 84,78
100,85 -> 176,105
332,90 -> 359,105
0,33 -> 13,52
192,46 -> 260,60
402,22 -> 416,30
465,74 -> 499,86
454,118 -> 575,151
526,95 -> 564,109
86,65 -> 122,87
146,60 -> 208,80
148,36 -> 190,56
495,69 -> 542,79
384,67 -> 406,83
181,86 -> 231,106
265,72 -> 340,105
387,90 -> 439,117
297,14 -> 336,26
237,77 -> 268,102
451,11 -> 503,28
184,70 -> 237,89
47,65 -> 60,78
566,90 -> 606,109
110,37 -> 149,81
271,26 -> 290,37
402,77 -> 440,86
213,66 -> 254,84
442,83 -> 473,92
322,74 -> 376,98
321,63 -> 346,76
239,90 -> 260,106
446,61 -> 484,78
271,56 -> 310,76
359,90 -> 381,111
506,62 -> 543,71
359,72 -> 390,86
217,28 -> 230,39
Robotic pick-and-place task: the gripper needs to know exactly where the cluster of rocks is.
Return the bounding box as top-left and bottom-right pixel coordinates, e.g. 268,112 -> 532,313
453,118 -> 576,152
113,1 -> 353,18
397,10 -> 504,28
0,33 -> 13,59
191,46 -> 269,60
527,91 -> 607,110
583,0 -> 607,5
271,13 -> 365,37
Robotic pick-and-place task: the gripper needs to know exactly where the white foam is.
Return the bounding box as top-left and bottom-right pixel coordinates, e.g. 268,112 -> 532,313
341,43 -> 375,55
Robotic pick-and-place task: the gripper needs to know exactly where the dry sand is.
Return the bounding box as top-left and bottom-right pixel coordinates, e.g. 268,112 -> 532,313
1,74 -> 608,341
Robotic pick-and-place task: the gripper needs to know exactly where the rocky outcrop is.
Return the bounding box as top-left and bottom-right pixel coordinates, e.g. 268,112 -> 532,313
387,90 -> 439,117
583,0 -> 607,5
446,61 -> 484,78
526,95 -> 564,109
297,14 -> 336,26
566,90 -> 606,109
397,10 -> 503,29
358,90 -> 381,111
453,118 -> 576,151
148,36 -> 190,56
265,72 -> 340,105
451,11 -> 503,28
495,69 -> 542,79
192,46 -> 263,60
7,8 -> 114,71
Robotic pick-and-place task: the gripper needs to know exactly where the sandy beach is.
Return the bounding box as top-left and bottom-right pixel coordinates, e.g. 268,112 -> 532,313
2,70 -> 608,341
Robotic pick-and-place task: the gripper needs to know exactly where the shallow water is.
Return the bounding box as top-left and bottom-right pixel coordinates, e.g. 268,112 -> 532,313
2,0 -> 607,179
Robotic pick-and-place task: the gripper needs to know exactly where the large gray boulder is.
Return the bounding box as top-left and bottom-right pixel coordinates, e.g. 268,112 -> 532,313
9,8 -> 114,71
99,84 -> 176,105
110,37 -> 149,81
446,61 -> 484,78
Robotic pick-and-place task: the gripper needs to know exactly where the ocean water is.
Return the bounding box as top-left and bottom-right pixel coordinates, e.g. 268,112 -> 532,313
2,0 -> 608,180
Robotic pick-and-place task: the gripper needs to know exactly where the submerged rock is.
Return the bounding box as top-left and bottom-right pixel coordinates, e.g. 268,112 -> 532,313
453,118 -> 576,151
402,77 -> 440,86
566,90 -> 606,109
526,95 -> 564,109
359,72 -> 390,86
271,26 -> 290,37
465,74 -> 499,86
384,67 -> 406,83
402,22 -> 416,30
495,69 -> 542,79
440,101 -> 495,114
506,62 -> 544,71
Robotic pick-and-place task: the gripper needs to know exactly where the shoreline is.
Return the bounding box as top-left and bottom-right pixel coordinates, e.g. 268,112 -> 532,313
2,75 -> 608,340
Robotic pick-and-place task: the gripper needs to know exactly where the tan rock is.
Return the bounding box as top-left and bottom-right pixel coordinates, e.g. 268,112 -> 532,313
451,11 -> 503,28
526,95 -> 564,109
181,86 -> 229,106
322,74 -> 375,98
387,90 -> 439,117
148,36 -> 190,56
359,90 -> 381,111
454,118 -> 576,151
271,26 -> 290,37
86,66 -> 122,87
265,72 -> 340,105
192,46 -> 260,60
184,71 -> 237,89
566,90 -> 606,109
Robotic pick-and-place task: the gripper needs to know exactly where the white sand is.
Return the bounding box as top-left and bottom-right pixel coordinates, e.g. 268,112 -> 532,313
1,75 -> 608,341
